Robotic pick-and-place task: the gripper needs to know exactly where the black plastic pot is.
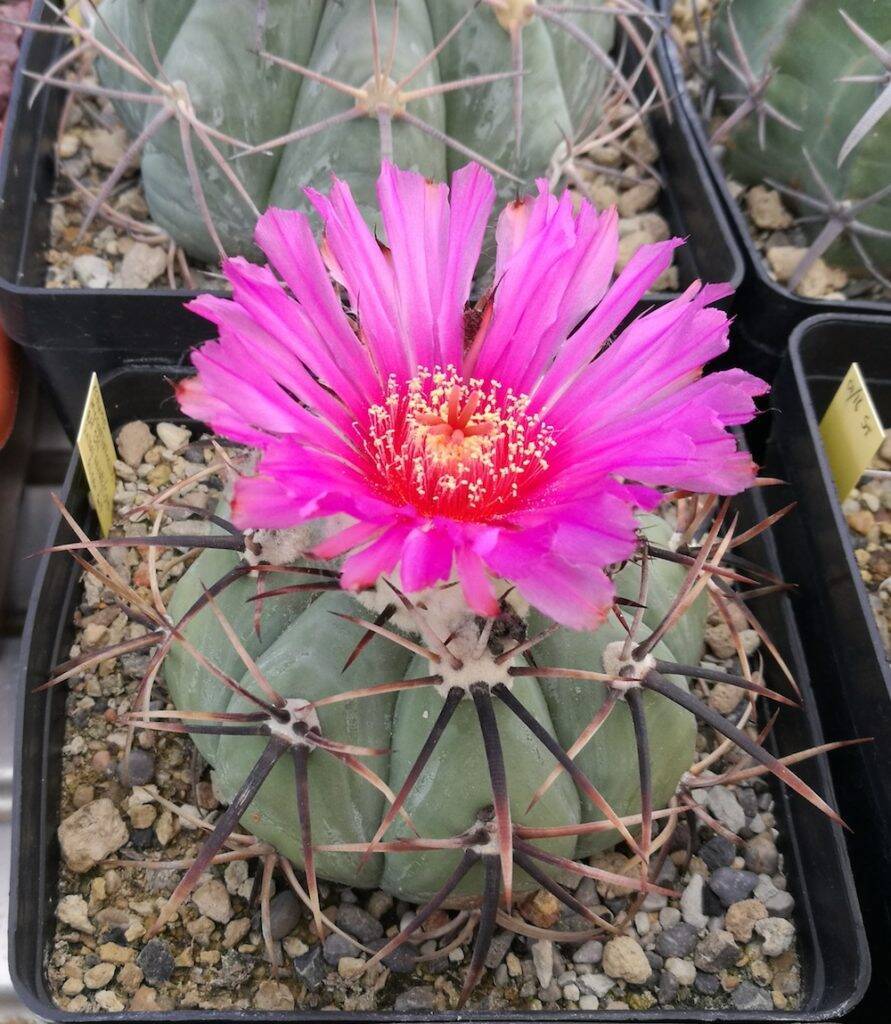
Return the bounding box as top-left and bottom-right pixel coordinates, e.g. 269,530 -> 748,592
10,365 -> 868,1021
765,314 -> 891,1011
659,5 -> 891,383
0,2 -> 743,439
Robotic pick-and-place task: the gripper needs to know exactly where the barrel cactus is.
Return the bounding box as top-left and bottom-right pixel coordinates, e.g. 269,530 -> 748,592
48,161 -> 842,1002
20,0 -> 665,262
708,0 -> 891,288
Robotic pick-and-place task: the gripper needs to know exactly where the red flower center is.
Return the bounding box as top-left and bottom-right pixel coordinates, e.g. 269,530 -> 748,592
363,368 -> 555,522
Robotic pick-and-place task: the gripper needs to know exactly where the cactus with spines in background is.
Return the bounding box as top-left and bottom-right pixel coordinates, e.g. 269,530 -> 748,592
19,0 -> 666,262
706,0 -> 891,290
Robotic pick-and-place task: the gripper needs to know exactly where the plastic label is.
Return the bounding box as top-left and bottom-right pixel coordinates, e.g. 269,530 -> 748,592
76,373 -> 116,537
819,362 -> 884,500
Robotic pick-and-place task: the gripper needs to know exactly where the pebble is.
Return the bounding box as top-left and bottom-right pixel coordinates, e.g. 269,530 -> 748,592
95,989 -> 125,1012
72,254 -> 111,289
731,979 -> 774,1011
579,972 -> 615,998
656,922 -> 698,958
680,873 -> 708,929
766,246 -> 848,298
705,787 -> 747,835
694,970 -> 720,995
254,980 -> 295,1011
481,929 -> 511,969
192,879 -> 233,924
58,132 -> 80,159
57,798 -> 128,873
222,918 -> 251,949
700,835 -> 736,870
129,985 -> 164,1011
725,898 -> 768,942
393,986 -> 436,1012
578,995 -> 600,1010
323,932 -> 359,966
744,833 -> 779,875
366,890 -> 393,919
634,910 -> 650,935
267,890 -> 301,940
521,888 -> 561,928
572,939 -> 603,965
657,969 -> 678,1004
531,939 -> 554,988
617,181 -> 660,216
336,902 -> 384,944
223,859 -> 248,895
665,956 -> 696,987
83,961 -> 116,989
708,866 -> 758,907
56,894 -> 94,934
745,186 -> 793,230
337,955 -> 364,979
136,939 -> 174,985
602,935 -> 651,984
99,941 -> 135,964
86,126 -> 128,169
708,681 -> 744,714
115,242 -> 167,289
659,906 -> 681,929
755,917 -> 796,956
693,930 -> 740,973
293,944 -> 327,989
116,421 -> 154,468
116,749 -> 155,786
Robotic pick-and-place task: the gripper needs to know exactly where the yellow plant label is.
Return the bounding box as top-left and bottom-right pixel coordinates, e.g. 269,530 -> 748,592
819,363 -> 884,500
76,373 -> 117,537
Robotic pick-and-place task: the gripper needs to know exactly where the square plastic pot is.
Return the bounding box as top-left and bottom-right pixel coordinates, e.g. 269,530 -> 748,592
0,1 -> 743,438
9,366 -> 868,1022
765,313 -> 891,1009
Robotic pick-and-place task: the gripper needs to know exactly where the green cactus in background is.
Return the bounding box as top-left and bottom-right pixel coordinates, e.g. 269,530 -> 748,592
708,0 -> 891,288
20,0 -> 665,262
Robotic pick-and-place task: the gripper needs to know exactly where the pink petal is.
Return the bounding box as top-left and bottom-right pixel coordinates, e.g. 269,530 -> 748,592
253,206 -> 380,399
306,177 -> 409,382
456,546 -> 499,618
399,524 -> 455,593
231,475 -> 303,530
340,525 -> 412,592
534,238 -> 685,410
312,520 -> 385,560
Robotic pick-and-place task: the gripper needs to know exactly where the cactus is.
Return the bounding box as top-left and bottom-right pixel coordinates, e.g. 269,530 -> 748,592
15,0 -> 665,263
43,161 -> 850,1003
708,0 -> 891,289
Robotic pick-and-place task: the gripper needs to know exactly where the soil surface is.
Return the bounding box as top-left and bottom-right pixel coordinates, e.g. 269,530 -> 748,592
843,431 -> 891,659
46,420 -> 802,1014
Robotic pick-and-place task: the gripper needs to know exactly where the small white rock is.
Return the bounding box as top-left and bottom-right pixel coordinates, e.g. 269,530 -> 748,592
156,422 -> 191,452
72,254 -> 111,290
56,894 -> 94,934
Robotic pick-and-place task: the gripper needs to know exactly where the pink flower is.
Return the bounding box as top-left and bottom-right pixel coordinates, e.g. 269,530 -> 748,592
178,162 -> 767,629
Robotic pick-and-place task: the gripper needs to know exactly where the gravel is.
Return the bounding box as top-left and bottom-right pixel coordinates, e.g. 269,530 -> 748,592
136,940 -> 174,985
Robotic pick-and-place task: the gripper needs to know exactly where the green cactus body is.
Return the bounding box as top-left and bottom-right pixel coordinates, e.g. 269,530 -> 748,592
711,0 -> 891,274
95,0 -> 614,261
164,514 -> 702,903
